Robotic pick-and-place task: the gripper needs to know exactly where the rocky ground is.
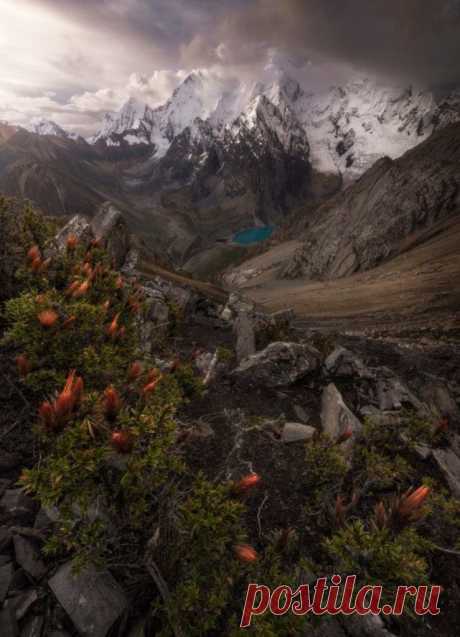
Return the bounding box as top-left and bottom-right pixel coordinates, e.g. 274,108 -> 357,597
1,202 -> 460,636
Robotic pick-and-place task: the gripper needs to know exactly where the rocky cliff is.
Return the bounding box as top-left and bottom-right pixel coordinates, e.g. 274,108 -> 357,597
283,122 -> 460,280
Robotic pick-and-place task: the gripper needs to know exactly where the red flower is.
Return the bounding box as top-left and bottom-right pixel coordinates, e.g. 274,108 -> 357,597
397,486 -> 431,520
38,309 -> 59,328
16,354 -> 31,377
38,401 -> 55,430
106,313 -> 120,339
27,245 -> 41,262
111,430 -> 133,453
143,377 -> 161,396
73,280 -> 90,298
103,386 -> 122,421
128,361 -> 142,382
66,234 -> 78,250
54,370 -> 80,421
233,473 -> 261,495
336,425 -> 353,445
31,257 -> 43,273
234,544 -> 258,563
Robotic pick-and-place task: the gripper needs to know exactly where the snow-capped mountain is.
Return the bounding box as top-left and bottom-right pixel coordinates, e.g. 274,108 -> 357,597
25,118 -> 70,139
91,70 -> 460,182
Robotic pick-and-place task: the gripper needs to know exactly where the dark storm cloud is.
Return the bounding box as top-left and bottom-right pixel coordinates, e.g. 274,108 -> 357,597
27,0 -> 460,86
210,0 -> 460,87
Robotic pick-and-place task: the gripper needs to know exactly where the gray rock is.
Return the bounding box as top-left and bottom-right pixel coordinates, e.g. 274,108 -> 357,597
321,383 -> 362,455
293,404 -> 309,423
233,342 -> 321,388
20,614 -> 44,637
220,306 -> 233,322
342,614 -> 396,637
0,490 -> 37,525
234,312 -> 256,362
282,123 -> 460,280
281,422 -> 316,443
432,448 -> 460,498
13,536 -> 46,580
52,215 -> 94,254
324,347 -> 373,379
376,376 -> 422,412
90,202 -> 130,268
0,554 -> 11,566
0,526 -> 12,551
421,382 -> 459,420
10,588 -> 39,620
48,562 -> 128,637
0,562 -> 14,602
0,607 -> 19,637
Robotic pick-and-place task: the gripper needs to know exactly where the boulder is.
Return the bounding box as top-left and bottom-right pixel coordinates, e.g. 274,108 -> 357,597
19,615 -> 44,637
52,215 -> 94,253
0,561 -> 14,602
281,422 -> 316,443
233,342 -> 321,388
90,203 -> 130,268
324,347 -> 373,379
0,490 -> 37,526
432,448 -> 460,498
48,562 -> 128,637
321,384 -> 362,456
13,536 -> 46,580
234,312 -> 256,362
376,375 -> 423,412
0,607 -> 19,637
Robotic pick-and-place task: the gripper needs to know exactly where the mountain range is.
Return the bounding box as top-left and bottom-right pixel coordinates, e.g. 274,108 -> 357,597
1,65 -> 460,270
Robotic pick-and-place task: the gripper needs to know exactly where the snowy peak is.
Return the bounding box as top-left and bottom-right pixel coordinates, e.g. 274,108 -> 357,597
26,118 -> 69,139
89,66 -> 460,180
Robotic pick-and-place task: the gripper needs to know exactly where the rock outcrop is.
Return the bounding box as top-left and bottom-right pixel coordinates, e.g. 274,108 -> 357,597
283,122 -> 460,280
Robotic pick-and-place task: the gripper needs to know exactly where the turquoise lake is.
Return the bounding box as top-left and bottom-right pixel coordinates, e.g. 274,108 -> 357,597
233,226 -> 274,245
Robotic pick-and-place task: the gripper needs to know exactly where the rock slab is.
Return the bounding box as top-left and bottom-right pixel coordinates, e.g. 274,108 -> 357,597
48,562 -> 128,637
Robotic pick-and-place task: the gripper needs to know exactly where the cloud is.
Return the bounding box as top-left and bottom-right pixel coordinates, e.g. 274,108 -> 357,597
2,0 -> 460,134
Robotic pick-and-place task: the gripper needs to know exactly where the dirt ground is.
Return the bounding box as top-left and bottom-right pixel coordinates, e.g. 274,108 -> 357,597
227,216 -> 460,335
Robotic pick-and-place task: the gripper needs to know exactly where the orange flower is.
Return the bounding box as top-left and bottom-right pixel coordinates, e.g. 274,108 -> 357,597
106,313 -> 120,339
16,354 -> 31,377
65,280 -> 81,297
103,386 -> 122,421
397,486 -> 431,520
73,280 -> 90,298
115,276 -> 124,290
142,377 -> 161,396
27,245 -> 41,262
111,430 -> 133,453
38,309 -> 59,328
127,361 -> 142,382
54,370 -> 79,421
234,544 -> 258,563
82,262 -> 93,277
38,401 -> 55,430
66,234 -> 78,250
233,473 -> 262,495
90,238 -> 102,249
31,257 -> 43,273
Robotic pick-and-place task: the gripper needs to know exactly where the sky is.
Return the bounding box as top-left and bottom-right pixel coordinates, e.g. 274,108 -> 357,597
1,0 -> 460,135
